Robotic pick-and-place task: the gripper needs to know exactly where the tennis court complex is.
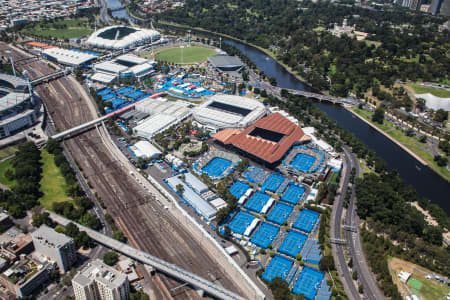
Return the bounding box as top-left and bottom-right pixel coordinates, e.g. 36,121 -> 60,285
292,266 -> 324,299
244,192 -> 271,213
293,209 -> 320,233
281,184 -> 305,205
243,166 -> 266,183
229,181 -> 249,199
278,231 -> 308,257
262,174 -> 285,192
267,203 -> 293,225
262,255 -> 294,282
229,211 -> 254,235
201,157 -> 232,177
290,153 -> 317,172
250,222 -> 280,248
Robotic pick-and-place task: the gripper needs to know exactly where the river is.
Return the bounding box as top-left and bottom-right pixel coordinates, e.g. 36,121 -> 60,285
224,39 -> 449,214
106,0 -> 131,19
100,4 -> 449,214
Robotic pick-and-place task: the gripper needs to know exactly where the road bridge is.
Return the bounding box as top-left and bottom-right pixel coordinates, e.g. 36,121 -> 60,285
51,92 -> 166,141
274,87 -> 358,105
47,211 -> 245,300
31,69 -> 71,86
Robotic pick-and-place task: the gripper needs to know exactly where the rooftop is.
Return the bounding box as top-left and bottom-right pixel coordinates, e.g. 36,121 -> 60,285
209,55 -> 243,68
72,259 -> 128,289
213,112 -> 307,164
31,225 -> 73,249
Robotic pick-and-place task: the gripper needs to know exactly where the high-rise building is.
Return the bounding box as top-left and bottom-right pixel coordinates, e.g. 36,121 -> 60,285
431,0 -> 443,14
72,259 -> 130,300
31,225 -> 77,273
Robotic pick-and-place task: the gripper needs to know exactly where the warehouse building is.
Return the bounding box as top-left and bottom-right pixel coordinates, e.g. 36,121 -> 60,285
193,94 -> 266,132
42,48 -> 97,67
129,140 -> 161,159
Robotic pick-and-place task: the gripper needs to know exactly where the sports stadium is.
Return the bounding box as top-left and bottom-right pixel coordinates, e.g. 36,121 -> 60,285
0,74 -> 37,139
192,95 -> 266,132
86,26 -> 160,50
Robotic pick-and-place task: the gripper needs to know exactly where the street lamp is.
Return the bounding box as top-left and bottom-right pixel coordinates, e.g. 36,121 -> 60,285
5,50 -> 16,77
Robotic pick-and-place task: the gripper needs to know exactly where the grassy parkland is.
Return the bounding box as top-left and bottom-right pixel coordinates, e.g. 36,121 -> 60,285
152,45 -> 216,64
407,84 -> 450,98
21,18 -> 94,40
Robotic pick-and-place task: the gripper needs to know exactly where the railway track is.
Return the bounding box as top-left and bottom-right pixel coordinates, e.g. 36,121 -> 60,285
0,43 -> 246,299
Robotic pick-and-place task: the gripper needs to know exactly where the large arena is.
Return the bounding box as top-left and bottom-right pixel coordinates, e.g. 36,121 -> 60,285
86,26 -> 160,50
0,74 -> 38,139
192,95 -> 266,132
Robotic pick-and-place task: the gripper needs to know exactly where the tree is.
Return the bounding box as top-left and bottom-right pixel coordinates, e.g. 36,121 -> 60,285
103,251 -> 119,266
434,109 -> 448,122
352,270 -> 358,280
372,107 -> 385,124
319,255 -> 335,271
130,290 -> 150,300
423,225 -> 443,245
176,184 -> 184,195
268,277 -> 290,300
112,230 -> 127,243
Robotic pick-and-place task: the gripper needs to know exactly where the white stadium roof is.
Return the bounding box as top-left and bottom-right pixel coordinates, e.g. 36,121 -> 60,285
86,26 -> 160,50
90,72 -> 116,84
193,94 -> 266,130
42,48 -> 97,67
94,61 -> 129,74
115,54 -> 148,65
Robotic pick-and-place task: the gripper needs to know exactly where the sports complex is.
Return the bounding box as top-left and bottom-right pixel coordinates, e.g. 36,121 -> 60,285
86,26 -> 160,50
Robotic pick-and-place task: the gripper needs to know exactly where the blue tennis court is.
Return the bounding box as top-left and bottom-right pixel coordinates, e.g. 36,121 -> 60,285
244,192 -> 270,213
97,88 -> 112,96
281,184 -> 305,205
262,174 -> 285,192
202,157 -> 232,177
116,86 -> 134,95
126,90 -> 144,99
229,211 -> 255,235
111,98 -> 126,109
262,255 -> 294,282
278,231 -> 308,257
292,267 -> 324,299
102,93 -> 116,101
267,203 -> 293,225
229,181 -> 249,199
243,166 -> 266,183
293,209 -> 320,233
250,222 -> 279,248
290,153 -> 317,172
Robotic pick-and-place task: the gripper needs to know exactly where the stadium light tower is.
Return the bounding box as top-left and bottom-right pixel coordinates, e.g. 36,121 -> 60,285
5,50 -> 16,77
187,30 -> 191,46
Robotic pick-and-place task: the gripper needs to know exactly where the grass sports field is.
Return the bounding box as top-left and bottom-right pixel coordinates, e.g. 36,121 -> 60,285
407,83 -> 450,98
389,257 -> 450,300
39,150 -> 72,210
154,46 -> 216,64
21,18 -> 93,40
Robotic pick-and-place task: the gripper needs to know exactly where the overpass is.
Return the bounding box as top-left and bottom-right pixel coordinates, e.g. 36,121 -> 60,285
51,92 -> 166,141
274,87 -> 356,105
31,69 -> 72,86
47,211 -> 245,300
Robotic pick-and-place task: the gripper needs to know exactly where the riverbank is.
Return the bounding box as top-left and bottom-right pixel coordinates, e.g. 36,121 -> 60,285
347,106 -> 450,182
156,20 -> 312,87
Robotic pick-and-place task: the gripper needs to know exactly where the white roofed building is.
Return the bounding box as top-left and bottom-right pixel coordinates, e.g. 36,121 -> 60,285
130,141 -> 161,159
86,26 -> 160,50
193,94 -> 267,132
134,114 -> 177,139
42,48 -> 97,67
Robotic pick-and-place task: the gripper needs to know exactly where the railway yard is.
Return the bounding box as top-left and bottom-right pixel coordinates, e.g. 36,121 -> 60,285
0,42 -> 251,300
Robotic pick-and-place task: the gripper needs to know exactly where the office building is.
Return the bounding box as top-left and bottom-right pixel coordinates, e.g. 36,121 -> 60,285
31,225 -> 76,273
72,259 -> 130,300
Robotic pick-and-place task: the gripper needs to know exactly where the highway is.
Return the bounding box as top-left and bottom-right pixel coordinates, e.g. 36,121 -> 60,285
343,147 -> 384,300
330,146 -> 361,300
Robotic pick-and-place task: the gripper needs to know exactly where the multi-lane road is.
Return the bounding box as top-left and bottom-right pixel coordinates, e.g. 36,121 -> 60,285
331,146 -> 384,300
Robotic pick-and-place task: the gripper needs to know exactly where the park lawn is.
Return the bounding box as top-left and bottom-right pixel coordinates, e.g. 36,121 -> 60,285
0,159 -> 16,188
39,149 -> 72,210
0,145 -> 18,160
351,107 -> 450,181
21,18 -> 93,40
388,257 -> 450,300
407,83 -> 450,98
154,46 -> 216,64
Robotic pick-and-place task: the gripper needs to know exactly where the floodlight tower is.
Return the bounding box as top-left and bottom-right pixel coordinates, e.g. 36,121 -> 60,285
5,50 -> 16,77
187,30 -> 191,46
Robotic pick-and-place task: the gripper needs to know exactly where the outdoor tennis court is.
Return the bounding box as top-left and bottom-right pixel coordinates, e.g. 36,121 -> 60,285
244,192 -> 271,213
408,277 -> 423,290
250,222 -> 280,248
281,184 -> 305,205
243,166 -> 266,183
262,255 -> 294,282
228,211 -> 254,235
262,174 -> 285,192
293,209 -> 320,233
290,153 -> 317,172
278,230 -> 308,257
202,157 -> 232,177
267,203 -> 293,225
229,181 -> 249,199
292,266 -> 324,299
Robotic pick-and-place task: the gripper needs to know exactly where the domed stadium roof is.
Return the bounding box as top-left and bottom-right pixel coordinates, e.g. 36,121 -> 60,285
86,26 -> 160,50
